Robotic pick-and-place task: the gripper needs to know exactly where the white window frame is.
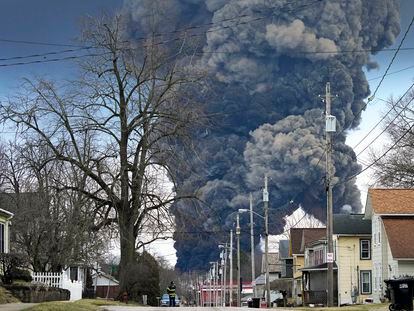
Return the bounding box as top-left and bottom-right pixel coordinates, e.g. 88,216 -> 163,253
360,239 -> 371,260
360,270 -> 372,294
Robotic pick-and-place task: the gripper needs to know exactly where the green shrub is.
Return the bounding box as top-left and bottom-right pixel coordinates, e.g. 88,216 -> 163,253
10,268 -> 32,282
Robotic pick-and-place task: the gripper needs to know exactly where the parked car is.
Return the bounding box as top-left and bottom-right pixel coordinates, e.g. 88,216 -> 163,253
160,293 -> 181,307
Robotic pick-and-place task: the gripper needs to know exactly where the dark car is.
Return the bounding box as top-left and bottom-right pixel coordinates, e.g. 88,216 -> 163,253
160,293 -> 180,307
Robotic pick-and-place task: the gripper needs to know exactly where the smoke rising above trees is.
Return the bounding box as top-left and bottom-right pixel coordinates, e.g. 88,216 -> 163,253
122,0 -> 401,271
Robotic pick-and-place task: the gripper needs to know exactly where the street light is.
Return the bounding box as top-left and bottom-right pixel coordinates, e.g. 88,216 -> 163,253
236,213 -> 241,307
238,174 -> 270,308
238,193 -> 257,298
219,244 -> 229,306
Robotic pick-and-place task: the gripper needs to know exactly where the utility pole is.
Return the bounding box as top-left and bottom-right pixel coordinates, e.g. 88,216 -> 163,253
250,193 -> 256,297
263,174 -> 271,308
324,82 -> 336,307
236,213 -> 241,307
229,230 -> 233,307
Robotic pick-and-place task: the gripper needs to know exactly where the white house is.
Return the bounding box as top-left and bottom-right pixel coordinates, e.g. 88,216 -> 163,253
364,188 -> 414,303
0,208 -> 14,253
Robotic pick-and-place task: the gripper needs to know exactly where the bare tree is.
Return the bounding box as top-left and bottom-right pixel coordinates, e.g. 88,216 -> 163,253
369,90 -> 414,187
0,141 -> 110,272
1,15 -> 204,291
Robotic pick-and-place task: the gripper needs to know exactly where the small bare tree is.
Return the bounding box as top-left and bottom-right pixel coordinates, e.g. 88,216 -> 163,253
369,90 -> 414,187
1,16 -> 205,291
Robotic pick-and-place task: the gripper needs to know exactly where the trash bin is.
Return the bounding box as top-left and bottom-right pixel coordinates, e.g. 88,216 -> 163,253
252,298 -> 260,308
384,278 -> 414,311
248,300 -> 253,308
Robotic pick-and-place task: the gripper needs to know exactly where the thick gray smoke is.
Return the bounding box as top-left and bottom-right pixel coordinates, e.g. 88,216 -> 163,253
123,0 -> 400,271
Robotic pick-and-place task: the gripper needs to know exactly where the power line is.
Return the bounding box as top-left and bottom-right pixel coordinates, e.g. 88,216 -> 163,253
343,122 -> 414,184
0,47 -> 95,62
335,13 -> 414,139
0,52 -> 110,67
368,14 -> 414,102
352,81 -> 414,152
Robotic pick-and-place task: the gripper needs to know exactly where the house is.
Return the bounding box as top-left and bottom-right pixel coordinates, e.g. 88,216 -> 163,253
289,227 -> 326,306
92,271 -> 119,299
364,188 -> 414,303
301,214 -> 372,306
255,252 -> 281,298
0,208 -> 13,253
279,240 -> 293,278
334,214 -> 372,305
270,240 -> 293,304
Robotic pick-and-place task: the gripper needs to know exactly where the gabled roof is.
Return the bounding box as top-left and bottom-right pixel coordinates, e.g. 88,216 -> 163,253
261,252 -> 280,273
367,188 -> 414,215
290,228 -> 326,255
300,228 -> 326,252
279,240 -> 290,259
382,217 -> 414,259
333,214 -> 371,235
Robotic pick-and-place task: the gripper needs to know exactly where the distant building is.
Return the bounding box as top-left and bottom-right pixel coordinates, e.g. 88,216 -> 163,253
289,227 -> 326,306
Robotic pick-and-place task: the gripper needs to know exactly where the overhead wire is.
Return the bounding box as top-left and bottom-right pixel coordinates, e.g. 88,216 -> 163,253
352,81 -> 414,152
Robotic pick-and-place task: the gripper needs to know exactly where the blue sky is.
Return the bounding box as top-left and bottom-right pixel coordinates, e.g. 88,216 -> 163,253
346,0 -> 414,204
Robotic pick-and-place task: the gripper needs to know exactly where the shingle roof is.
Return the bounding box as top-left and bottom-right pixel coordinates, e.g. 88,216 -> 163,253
290,228 -> 304,255
369,188 -> 414,214
290,228 -> 326,255
279,240 -> 290,259
333,214 -> 371,235
301,228 -> 326,251
382,217 -> 414,259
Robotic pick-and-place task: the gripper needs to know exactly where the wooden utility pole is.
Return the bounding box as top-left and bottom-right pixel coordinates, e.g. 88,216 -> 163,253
324,82 -> 336,307
229,230 -> 233,306
236,214 -> 241,307
250,193 -> 256,297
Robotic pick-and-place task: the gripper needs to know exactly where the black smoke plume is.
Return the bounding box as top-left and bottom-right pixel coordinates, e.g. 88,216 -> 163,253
123,0 -> 400,271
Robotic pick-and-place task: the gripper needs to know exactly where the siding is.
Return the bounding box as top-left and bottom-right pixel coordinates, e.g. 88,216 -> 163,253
336,236 -> 372,305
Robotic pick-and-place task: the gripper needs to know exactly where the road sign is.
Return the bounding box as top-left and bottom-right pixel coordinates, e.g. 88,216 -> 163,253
327,252 -> 334,263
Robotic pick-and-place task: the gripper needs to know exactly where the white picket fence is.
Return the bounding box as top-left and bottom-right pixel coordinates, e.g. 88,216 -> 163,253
31,272 -> 83,301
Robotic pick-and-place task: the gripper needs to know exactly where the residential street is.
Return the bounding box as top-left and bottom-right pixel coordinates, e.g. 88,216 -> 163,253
100,307 -> 389,311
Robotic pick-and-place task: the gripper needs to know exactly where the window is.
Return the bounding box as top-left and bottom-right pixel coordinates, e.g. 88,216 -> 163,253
0,223 -> 4,253
360,271 -> 372,294
69,267 -> 78,281
360,239 -> 371,259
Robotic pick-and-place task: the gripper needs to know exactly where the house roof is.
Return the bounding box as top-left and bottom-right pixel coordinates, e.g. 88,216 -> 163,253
333,214 -> 371,235
92,272 -> 119,284
261,252 -> 281,273
382,217 -> 414,259
368,188 -> 414,215
290,228 -> 326,255
279,240 -> 290,259
290,228 -> 305,255
301,228 -> 326,251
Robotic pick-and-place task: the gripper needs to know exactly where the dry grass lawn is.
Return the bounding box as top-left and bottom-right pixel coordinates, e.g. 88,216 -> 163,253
24,299 -> 124,311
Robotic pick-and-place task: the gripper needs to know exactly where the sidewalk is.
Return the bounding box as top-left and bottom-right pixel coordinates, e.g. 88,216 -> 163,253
0,303 -> 36,311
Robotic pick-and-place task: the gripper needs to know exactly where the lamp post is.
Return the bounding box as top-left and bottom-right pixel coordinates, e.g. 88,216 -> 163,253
238,193 -> 257,298
236,213 -> 241,307
219,244 -> 229,306
239,175 -> 270,308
